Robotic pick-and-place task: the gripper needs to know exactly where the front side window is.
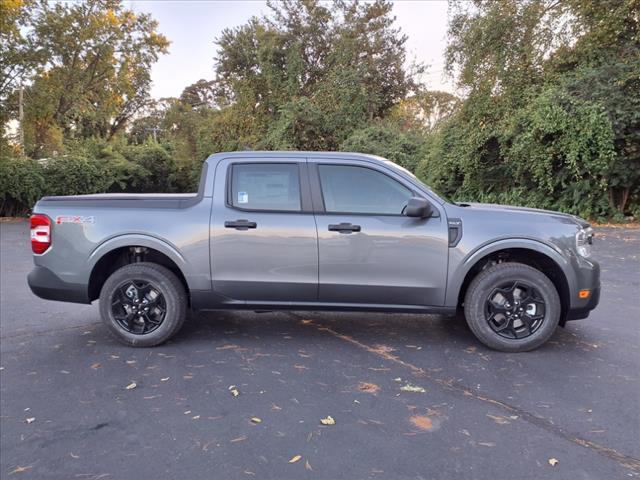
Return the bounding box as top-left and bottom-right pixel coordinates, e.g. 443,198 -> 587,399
231,163 -> 301,211
318,164 -> 412,215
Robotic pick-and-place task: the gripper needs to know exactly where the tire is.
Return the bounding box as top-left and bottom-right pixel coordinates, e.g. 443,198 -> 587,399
464,262 -> 560,352
99,262 -> 187,347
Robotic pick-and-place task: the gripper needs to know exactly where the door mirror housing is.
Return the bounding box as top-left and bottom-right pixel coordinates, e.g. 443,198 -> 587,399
404,197 -> 432,218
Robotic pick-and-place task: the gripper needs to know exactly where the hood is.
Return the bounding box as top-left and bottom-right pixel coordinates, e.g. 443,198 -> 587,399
455,202 -> 590,228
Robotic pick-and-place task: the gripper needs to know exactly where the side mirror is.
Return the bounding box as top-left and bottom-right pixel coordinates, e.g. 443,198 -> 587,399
404,197 -> 432,218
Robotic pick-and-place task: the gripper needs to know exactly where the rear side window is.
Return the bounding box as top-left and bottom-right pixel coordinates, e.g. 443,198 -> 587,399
318,164 -> 412,215
231,163 -> 301,211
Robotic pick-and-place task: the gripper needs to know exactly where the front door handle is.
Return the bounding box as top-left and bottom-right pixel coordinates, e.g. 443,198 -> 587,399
328,223 -> 361,233
225,219 -> 257,230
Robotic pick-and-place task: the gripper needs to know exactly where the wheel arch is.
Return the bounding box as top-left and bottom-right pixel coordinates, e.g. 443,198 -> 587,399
87,235 -> 191,303
450,239 -> 574,323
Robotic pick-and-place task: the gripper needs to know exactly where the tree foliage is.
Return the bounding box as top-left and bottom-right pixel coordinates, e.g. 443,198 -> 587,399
4,0 -> 169,157
1,0 -> 638,220
420,0 -> 639,219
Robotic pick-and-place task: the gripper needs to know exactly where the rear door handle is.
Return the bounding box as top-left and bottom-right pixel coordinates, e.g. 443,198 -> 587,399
225,219 -> 257,230
328,223 -> 361,233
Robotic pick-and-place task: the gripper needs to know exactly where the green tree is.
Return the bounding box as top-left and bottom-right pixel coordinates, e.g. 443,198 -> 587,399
15,0 -> 169,156
425,0 -> 639,218
212,0 -> 420,150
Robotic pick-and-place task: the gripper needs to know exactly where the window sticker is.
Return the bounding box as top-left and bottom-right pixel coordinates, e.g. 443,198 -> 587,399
237,191 -> 249,204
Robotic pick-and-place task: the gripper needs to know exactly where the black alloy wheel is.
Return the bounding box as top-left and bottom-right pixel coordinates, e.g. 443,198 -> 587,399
111,280 -> 167,335
463,262 -> 561,352
484,281 -> 546,339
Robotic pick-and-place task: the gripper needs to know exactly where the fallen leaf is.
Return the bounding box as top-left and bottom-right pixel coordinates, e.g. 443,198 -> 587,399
487,414 -> 510,425
160,377 -> 170,382
320,415 -> 335,425
400,383 -> 425,393
409,415 -> 433,431
371,344 -> 395,354
288,455 -> 302,464
90,363 -> 101,369
8,465 -> 32,475
25,417 -> 35,424
250,417 -> 262,424
357,382 -> 380,393
548,458 -> 559,466
125,382 -> 137,390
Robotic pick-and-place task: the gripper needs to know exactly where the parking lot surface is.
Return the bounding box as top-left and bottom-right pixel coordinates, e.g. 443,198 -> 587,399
1,220 -> 639,479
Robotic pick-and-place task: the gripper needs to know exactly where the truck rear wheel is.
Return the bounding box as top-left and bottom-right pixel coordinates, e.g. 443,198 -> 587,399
99,262 -> 187,347
464,262 -> 560,352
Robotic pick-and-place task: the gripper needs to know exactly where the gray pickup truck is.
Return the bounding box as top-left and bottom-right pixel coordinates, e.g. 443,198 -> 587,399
27,151 -> 600,351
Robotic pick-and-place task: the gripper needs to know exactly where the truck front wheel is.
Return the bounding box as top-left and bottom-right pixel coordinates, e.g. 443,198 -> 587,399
464,262 -> 561,352
99,262 -> 187,347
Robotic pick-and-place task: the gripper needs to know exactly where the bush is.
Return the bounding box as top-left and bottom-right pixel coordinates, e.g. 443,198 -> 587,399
421,85 -> 620,219
340,123 -> 426,172
43,155 -> 111,196
0,156 -> 46,216
92,146 -> 150,193
121,143 -> 177,192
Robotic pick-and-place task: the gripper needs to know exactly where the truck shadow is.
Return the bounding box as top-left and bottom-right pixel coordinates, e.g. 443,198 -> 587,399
171,309 -> 596,355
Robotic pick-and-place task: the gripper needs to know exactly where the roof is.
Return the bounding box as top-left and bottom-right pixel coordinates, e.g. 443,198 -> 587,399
206,151 -> 387,162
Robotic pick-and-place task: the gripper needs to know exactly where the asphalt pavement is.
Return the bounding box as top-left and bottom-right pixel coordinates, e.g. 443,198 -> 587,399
1,219 -> 639,479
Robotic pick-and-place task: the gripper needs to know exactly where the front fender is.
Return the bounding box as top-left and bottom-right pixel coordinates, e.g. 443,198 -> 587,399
445,237 -> 576,307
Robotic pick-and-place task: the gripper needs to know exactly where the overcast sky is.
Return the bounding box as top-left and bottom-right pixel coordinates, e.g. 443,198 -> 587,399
126,0 -> 455,100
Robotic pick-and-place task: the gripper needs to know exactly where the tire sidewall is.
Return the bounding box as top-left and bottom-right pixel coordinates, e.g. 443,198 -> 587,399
464,264 -> 561,352
99,263 -> 186,347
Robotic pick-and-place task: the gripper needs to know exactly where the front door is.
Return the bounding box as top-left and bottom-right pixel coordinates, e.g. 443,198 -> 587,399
310,160 -> 449,306
210,158 -> 318,302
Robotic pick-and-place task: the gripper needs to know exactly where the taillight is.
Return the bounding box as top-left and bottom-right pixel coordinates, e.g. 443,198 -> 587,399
30,214 -> 51,254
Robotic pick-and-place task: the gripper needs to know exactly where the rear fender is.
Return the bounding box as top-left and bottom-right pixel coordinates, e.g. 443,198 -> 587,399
87,234 -> 204,291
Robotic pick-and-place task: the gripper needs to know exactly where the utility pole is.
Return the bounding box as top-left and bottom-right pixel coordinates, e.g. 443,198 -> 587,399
18,85 -> 24,153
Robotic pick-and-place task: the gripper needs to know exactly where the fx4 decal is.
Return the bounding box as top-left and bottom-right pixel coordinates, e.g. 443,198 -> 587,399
55,215 -> 95,225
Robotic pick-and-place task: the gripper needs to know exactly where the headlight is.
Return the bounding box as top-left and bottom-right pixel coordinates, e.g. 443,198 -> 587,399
576,227 -> 594,257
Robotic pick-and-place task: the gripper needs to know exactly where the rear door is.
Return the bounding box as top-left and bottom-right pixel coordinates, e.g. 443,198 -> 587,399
210,157 -> 318,302
309,159 -> 449,306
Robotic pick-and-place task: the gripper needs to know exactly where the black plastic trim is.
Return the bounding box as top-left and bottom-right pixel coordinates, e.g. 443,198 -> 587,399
565,285 -> 601,321
448,218 -> 463,247
190,292 -> 458,315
